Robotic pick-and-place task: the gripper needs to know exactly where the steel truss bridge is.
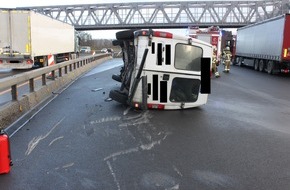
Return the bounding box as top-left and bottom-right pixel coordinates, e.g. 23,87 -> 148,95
24,0 -> 290,30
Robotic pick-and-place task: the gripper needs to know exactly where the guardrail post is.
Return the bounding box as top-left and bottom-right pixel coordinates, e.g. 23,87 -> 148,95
11,85 -> 17,101
51,70 -> 55,80
59,68 -> 62,77
29,78 -> 34,92
42,74 -> 46,86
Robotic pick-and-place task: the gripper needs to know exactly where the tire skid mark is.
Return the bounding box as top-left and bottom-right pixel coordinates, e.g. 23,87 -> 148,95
25,117 -> 65,156
54,162 -> 75,171
104,133 -> 170,161
90,116 -> 122,125
49,136 -> 64,146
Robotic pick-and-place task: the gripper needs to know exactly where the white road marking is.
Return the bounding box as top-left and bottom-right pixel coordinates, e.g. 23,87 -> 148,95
107,161 -> 121,190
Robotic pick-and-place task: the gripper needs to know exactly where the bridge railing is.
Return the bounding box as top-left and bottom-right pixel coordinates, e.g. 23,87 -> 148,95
0,53 -> 111,130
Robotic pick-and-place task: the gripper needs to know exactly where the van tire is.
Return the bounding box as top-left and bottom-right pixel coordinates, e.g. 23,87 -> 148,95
112,74 -> 122,82
109,89 -> 128,105
112,40 -> 123,47
116,30 -> 135,40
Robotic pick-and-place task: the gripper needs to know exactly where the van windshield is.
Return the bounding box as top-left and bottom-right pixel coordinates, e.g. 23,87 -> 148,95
175,44 -> 202,71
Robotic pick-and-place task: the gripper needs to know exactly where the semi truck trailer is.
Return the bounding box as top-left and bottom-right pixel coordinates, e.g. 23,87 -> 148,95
0,9 -> 77,69
234,14 -> 290,74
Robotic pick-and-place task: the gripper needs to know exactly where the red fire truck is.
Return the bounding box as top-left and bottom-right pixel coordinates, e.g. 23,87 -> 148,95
188,26 -> 221,62
188,26 -> 236,64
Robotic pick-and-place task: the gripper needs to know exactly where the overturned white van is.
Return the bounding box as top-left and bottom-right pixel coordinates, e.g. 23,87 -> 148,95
110,29 -> 212,110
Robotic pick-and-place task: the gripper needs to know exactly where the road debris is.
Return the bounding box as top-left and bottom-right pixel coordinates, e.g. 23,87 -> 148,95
105,97 -> 112,102
91,88 -> 103,92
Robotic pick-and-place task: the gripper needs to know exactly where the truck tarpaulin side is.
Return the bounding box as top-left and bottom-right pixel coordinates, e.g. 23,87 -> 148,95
0,10 -> 76,69
235,14 -> 290,74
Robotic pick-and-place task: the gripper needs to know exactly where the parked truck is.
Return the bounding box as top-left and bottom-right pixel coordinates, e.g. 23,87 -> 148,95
0,9 -> 78,69
234,14 -> 290,74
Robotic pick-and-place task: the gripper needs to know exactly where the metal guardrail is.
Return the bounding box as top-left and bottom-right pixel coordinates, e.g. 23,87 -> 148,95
0,53 -> 108,102
0,53 -> 111,130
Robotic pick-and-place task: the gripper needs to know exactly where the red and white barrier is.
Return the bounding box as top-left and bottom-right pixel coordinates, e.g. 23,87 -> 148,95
48,54 -> 55,66
47,54 -> 55,79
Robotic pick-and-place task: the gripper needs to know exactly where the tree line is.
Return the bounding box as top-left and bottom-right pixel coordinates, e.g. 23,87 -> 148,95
78,31 -> 119,52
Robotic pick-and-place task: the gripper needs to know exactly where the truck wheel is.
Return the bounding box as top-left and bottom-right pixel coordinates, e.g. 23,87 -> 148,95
267,61 -> 274,74
238,58 -> 243,67
254,59 -> 259,71
116,30 -> 136,40
232,58 -> 237,65
259,60 -> 264,72
109,89 -> 128,105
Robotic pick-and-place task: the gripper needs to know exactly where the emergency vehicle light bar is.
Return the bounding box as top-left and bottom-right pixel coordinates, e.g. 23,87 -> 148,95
153,31 -> 173,39
135,30 -> 173,39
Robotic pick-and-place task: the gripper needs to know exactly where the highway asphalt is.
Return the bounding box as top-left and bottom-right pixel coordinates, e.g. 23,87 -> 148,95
1,59 -> 290,190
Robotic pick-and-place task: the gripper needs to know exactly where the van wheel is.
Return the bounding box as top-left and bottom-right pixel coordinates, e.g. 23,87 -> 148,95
116,30 -> 136,40
109,89 -> 128,105
112,40 -> 123,47
112,74 -> 122,82
259,60 -> 264,72
254,59 -> 259,71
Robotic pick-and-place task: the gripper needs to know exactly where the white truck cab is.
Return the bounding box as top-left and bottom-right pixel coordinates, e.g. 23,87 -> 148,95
110,29 -> 212,110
